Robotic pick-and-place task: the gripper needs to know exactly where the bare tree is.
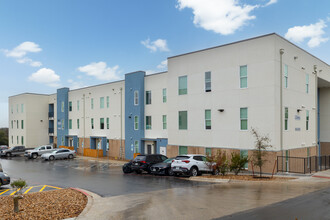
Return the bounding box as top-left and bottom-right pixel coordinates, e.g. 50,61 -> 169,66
251,128 -> 272,178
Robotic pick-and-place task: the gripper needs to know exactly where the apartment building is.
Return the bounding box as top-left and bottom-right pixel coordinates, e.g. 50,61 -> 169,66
8,33 -> 330,172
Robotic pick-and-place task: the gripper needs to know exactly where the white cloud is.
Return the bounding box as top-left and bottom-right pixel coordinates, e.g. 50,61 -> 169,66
141,38 -> 169,52
17,57 -> 42,67
145,70 -> 157,75
176,0 -> 258,35
67,79 -> 86,90
3,41 -> 42,67
4,41 -> 42,58
78,61 -> 121,81
285,20 -> 329,48
157,60 -> 168,69
28,68 -> 60,87
265,0 -> 277,6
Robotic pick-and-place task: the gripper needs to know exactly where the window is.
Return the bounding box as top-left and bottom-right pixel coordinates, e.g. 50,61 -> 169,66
11,136 -> 13,144
17,120 -> 18,129
134,116 -> 139,130
179,111 -> 188,130
61,137 -> 64,145
21,136 -> 24,145
77,119 -> 80,129
91,98 -> 94,109
77,100 -> 80,111
146,91 -> 151,105
179,146 -> 188,155
21,104 -> 24,113
134,91 -> 139,105
100,97 -> 104,109
69,119 -> 72,129
61,101 -> 64,112
240,150 -> 248,169
162,115 -> 167,129
146,116 -> 152,130
163,88 -> 167,103
284,64 -> 288,88
106,96 -> 109,108
205,110 -> 211,129
306,110 -> 309,130
240,108 -> 248,130
17,136 -> 18,144
100,118 -> 104,129
106,118 -> 109,129
11,121 -> 13,129
91,118 -> 94,129
284,107 -> 288,130
134,141 -> 139,153
205,71 -> 211,92
11,105 -> 13,114
61,119 -> 64,130
179,76 -> 187,95
240,65 -> 247,88
205,148 -> 212,156
306,74 -> 309,94
21,120 -> 24,129
69,101 -> 72,111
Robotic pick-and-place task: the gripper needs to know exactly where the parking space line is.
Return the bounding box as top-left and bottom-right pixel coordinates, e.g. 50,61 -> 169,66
10,189 -> 19,196
0,189 -> 10,195
47,185 -> 62,189
24,187 -> 33,194
39,185 -> 47,192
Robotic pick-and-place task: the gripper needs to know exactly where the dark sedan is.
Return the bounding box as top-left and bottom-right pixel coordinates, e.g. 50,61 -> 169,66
150,157 -> 175,175
123,154 -> 168,174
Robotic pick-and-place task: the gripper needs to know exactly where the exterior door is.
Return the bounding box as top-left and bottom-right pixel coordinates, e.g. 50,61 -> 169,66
147,144 -> 152,154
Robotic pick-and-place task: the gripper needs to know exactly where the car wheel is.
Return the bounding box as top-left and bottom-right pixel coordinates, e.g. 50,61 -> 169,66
167,168 -> 174,176
32,153 -> 38,159
6,152 -> 11,157
122,165 -> 133,174
49,156 -> 55,161
190,167 -> 198,177
135,170 -> 142,174
68,154 -> 73,159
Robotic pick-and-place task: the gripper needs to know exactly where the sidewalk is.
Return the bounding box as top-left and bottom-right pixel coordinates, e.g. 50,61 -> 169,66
75,155 -> 128,166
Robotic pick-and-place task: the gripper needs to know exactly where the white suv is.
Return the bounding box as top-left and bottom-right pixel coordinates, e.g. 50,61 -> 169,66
171,154 -> 216,177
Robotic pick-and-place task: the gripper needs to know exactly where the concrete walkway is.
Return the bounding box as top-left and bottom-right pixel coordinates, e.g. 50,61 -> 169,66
75,172 -> 330,220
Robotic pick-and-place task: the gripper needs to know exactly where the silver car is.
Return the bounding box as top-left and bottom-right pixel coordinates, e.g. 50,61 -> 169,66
41,149 -> 76,161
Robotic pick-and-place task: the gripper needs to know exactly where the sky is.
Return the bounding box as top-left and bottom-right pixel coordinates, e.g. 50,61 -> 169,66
0,0 -> 329,127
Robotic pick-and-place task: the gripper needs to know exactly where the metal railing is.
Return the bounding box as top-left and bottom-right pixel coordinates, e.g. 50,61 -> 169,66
277,156 -> 330,174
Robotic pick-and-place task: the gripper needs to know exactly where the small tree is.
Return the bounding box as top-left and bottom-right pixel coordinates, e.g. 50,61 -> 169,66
230,152 -> 249,175
251,128 -> 272,178
11,179 -> 27,213
207,150 -> 229,176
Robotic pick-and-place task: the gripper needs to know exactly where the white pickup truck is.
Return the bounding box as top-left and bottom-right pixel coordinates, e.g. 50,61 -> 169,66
24,145 -> 54,159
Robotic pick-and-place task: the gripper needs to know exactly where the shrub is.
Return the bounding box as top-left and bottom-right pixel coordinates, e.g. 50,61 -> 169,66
11,179 -> 27,213
207,150 -> 229,176
230,152 -> 249,175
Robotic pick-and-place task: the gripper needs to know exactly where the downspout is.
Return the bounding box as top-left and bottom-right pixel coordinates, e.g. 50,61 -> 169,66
313,65 -> 319,163
279,49 -> 284,168
120,87 -> 123,159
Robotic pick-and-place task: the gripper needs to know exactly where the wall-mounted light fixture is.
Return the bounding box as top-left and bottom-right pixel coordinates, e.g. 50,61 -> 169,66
218,109 -> 224,112
301,67 -> 305,70
294,56 -> 298,60
297,109 -> 301,113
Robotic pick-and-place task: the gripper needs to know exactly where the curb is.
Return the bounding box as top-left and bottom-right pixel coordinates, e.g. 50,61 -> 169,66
70,188 -> 101,219
189,177 -> 230,183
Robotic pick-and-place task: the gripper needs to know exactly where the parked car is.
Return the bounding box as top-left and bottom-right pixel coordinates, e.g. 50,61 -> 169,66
41,149 -> 76,161
125,154 -> 168,174
0,146 -> 32,157
150,157 -> 175,175
0,163 -> 10,186
25,145 -> 54,159
0,145 -> 8,150
171,154 -> 218,177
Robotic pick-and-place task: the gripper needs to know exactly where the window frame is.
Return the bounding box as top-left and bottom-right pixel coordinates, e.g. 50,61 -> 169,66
106,96 -> 110,108
306,74 -> 309,94
107,117 -> 110,129
179,111 -> 188,130
100,118 -> 104,129
306,110 -> 309,130
134,141 -> 139,153
69,119 -> 72,129
284,107 -> 289,130
205,71 -> 211,92
77,119 -> 80,129
69,101 -> 72,111
134,116 -> 139,130
146,91 -> 152,105
163,88 -> 167,103
91,118 -> 94,129
240,65 -> 248,89
284,64 -> 288,88
134,90 -> 139,105
178,76 -> 187,95
146,116 -> 152,130
162,115 -> 167,129
100,97 -> 105,109
240,107 -> 248,131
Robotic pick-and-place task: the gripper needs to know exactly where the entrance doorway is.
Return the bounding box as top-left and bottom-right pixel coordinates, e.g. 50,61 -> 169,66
145,141 -> 156,154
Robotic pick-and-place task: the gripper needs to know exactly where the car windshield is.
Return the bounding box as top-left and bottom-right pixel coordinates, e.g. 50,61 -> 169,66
175,156 -> 190,160
133,155 -> 146,161
163,158 -> 174,163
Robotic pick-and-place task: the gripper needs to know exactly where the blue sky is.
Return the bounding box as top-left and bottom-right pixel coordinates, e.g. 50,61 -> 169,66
0,0 -> 330,127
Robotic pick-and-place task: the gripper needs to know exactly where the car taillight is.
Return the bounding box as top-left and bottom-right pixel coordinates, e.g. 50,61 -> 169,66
141,161 -> 146,164
172,160 -> 174,162
182,160 -> 190,163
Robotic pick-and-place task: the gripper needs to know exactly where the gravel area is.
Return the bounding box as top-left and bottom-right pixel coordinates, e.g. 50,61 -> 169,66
0,188 -> 87,220
200,174 -> 295,181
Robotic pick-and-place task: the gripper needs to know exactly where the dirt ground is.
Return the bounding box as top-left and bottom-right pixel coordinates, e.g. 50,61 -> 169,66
0,188 -> 87,220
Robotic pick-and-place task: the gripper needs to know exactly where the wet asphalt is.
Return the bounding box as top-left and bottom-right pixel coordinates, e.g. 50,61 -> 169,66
0,156 -> 211,197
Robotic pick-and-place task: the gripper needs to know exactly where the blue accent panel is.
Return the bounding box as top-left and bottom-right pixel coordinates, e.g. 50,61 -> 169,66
156,138 -> 168,154
101,137 -> 107,156
90,137 -> 96,149
56,88 -> 69,146
73,136 -> 78,152
125,71 -> 145,159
